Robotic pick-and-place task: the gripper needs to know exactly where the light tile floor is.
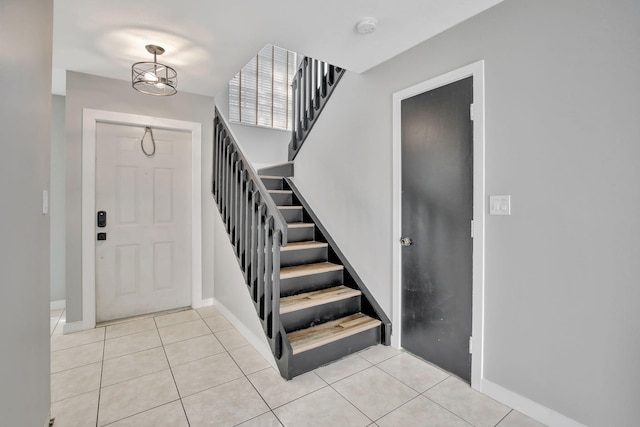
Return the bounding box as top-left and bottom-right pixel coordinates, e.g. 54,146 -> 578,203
50,307 -> 546,427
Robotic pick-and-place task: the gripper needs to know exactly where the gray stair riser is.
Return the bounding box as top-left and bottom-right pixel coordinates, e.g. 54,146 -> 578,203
286,227 -> 315,243
258,162 -> 294,177
270,193 -> 293,205
280,270 -> 343,297
284,326 -> 381,379
280,247 -> 327,267
260,178 -> 283,190
280,208 -> 303,223
281,296 -> 361,332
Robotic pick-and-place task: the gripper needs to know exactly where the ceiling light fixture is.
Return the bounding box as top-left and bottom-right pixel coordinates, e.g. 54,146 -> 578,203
132,44 -> 177,96
356,17 -> 378,34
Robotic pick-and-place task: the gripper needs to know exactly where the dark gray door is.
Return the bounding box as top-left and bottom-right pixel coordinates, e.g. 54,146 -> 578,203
401,77 -> 473,382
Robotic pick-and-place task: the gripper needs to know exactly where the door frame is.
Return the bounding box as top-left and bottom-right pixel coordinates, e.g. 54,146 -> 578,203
392,61 -> 485,389
80,108 -> 203,329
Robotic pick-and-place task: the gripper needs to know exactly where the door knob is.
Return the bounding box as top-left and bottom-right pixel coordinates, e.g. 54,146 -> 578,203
400,237 -> 413,246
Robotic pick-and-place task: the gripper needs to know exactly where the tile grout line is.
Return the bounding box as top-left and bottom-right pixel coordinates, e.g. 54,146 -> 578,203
324,350 -> 448,425
200,309 -> 354,424
103,327 -> 157,341
51,308 -> 525,427
370,394 -> 424,424
50,311 -> 62,338
421,388 -> 479,427
326,380 -> 375,425
100,400 -> 185,427
199,310 -> 278,426
416,373 -> 478,425
493,409 -> 513,427
98,314 -> 189,426
421,374 -> 451,393
102,344 -> 164,364
95,319 -> 106,427
343,354 -> 473,426
58,308 -> 487,427
154,315 -> 192,427
50,343 -> 105,376
96,313 -> 200,426
265,347 -> 410,424
311,357 -> 376,424
327,365 -> 404,425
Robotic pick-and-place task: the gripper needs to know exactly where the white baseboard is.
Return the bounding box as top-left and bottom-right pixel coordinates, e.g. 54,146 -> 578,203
63,320 -> 94,335
193,298 -> 213,309
212,298 -> 277,369
481,379 -> 586,427
50,300 -> 66,310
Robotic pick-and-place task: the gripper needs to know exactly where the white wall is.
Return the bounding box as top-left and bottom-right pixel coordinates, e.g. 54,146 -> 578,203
51,94 -> 66,303
0,0 -> 53,425
209,94 -> 287,365
212,211 -> 275,365
215,86 -> 290,169
64,71 -> 215,323
293,0 -> 640,425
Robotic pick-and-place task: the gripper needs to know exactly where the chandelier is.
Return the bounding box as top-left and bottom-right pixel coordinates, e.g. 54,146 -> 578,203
131,45 -> 177,96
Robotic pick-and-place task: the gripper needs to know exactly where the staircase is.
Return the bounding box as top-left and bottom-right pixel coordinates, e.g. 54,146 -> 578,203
213,109 -> 390,379
288,57 -> 346,161
259,170 -> 389,378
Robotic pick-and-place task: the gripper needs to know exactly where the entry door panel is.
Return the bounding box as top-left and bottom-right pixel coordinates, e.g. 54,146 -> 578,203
401,77 -> 473,381
96,123 -> 191,322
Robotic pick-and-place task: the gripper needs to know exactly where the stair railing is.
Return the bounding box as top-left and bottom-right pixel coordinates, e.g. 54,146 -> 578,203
288,57 -> 346,161
213,107 -> 292,367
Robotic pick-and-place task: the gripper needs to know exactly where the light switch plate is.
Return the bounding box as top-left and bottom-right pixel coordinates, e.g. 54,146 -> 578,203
490,195 -> 511,215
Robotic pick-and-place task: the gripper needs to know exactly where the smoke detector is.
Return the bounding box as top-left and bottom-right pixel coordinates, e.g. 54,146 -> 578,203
356,17 -> 378,34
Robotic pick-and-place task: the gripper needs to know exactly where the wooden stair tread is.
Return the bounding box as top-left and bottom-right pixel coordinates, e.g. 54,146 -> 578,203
268,190 -> 292,194
281,241 -> 328,252
259,175 -> 284,180
280,286 -> 361,314
287,222 -> 314,229
278,205 -> 302,210
288,313 -> 381,355
280,262 -> 343,279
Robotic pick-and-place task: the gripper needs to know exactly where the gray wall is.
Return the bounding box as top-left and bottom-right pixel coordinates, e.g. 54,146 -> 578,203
65,71 -> 215,322
0,0 -> 52,425
293,0 -> 640,425
51,94 -> 66,303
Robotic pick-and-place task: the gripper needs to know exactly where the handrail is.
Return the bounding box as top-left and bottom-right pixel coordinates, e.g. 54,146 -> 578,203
288,57 -> 346,161
212,107 -> 290,368
214,107 -> 288,245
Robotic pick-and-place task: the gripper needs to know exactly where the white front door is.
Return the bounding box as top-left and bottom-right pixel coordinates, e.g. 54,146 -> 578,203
95,122 -> 192,322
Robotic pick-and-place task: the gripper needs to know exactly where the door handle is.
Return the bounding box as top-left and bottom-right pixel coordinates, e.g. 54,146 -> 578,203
400,237 -> 413,246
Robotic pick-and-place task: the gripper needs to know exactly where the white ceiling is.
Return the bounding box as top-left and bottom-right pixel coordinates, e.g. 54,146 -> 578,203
53,0 -> 503,97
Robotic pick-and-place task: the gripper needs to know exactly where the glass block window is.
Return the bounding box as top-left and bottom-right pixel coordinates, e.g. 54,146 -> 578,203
229,45 -> 297,131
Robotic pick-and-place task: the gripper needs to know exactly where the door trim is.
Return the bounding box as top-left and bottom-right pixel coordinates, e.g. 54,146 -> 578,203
392,61 -> 485,389
79,108 -> 203,330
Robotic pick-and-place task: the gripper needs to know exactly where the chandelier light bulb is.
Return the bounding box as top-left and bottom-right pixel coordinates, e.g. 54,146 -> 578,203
144,71 -> 159,83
